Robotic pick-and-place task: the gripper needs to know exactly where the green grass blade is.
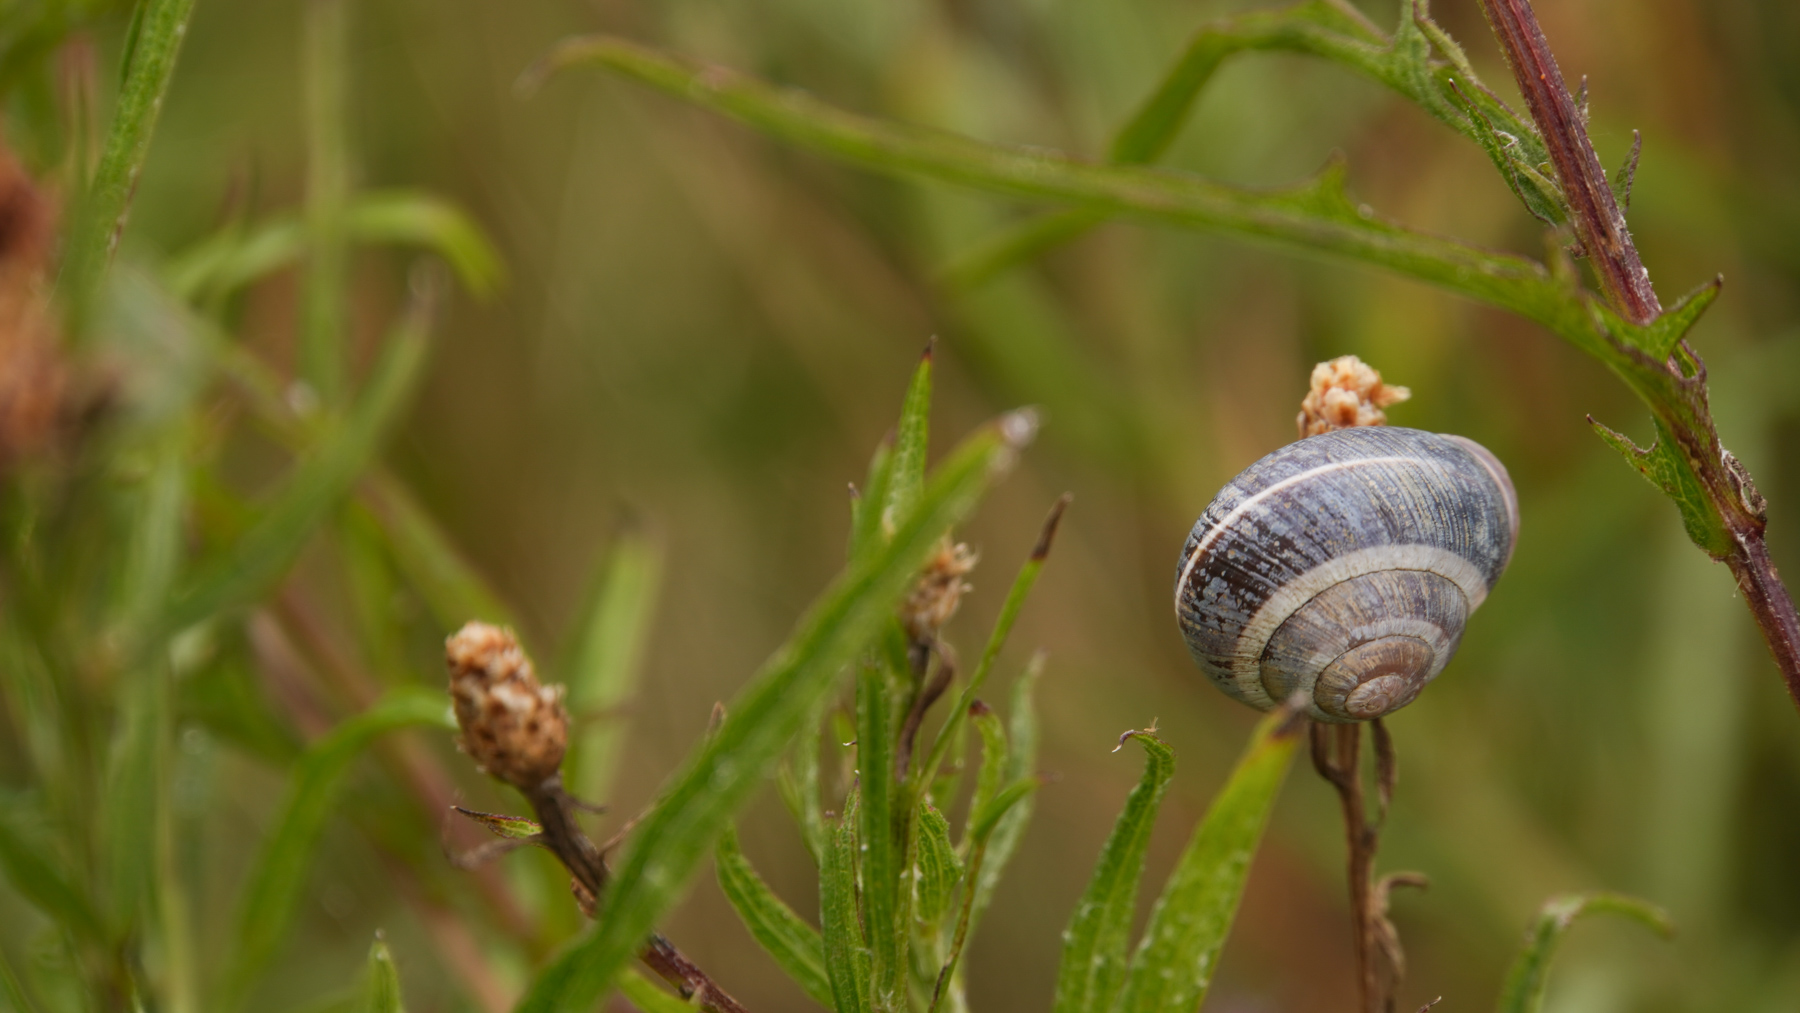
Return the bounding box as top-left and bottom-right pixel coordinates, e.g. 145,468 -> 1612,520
0,799 -> 107,945
885,347 -> 932,531
514,411 -> 1035,1013
1118,705 -> 1306,1013
560,527 -> 663,802
616,969 -> 693,1013
300,0 -> 353,403
60,0 -> 198,326
915,498 -> 1064,810
962,702 -> 1007,854
222,690 -> 454,1007
165,293 -> 434,634
856,626 -> 914,1013
1496,893 -> 1674,1013
967,660 -> 1042,933
714,826 -> 833,1007
927,777 -> 1037,1013
166,192 -> 506,305
776,695 -> 828,865
822,796 -> 873,1013
849,437 -> 895,562
360,937 -> 404,1013
537,37 -> 1572,339
102,660 -> 171,935
1052,732 -> 1175,1013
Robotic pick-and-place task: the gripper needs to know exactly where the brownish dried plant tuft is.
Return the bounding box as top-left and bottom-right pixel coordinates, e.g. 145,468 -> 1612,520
446,621 -> 568,790
901,537 -> 977,643
1297,355 -> 1410,438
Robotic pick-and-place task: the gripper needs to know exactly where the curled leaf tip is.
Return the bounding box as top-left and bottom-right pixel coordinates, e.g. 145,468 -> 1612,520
1031,494 -> 1072,561
921,336 -> 937,361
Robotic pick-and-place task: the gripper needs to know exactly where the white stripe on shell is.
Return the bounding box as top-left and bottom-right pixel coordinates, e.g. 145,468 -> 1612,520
1173,455 -> 1419,618
1225,544 -> 1489,709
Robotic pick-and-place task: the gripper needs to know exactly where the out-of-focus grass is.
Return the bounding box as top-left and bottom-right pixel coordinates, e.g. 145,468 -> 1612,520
1,0 -> 1798,1010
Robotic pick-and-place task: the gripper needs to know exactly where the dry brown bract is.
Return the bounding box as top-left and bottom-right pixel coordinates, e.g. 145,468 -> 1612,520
1297,355 -> 1411,438
0,148 -> 67,470
901,537 -> 977,643
446,621 -> 568,790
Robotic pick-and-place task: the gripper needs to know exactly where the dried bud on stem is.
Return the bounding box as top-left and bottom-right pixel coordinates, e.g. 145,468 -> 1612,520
446,622 -> 568,790
1297,355 -> 1410,438
0,148 -> 70,470
901,537 -> 978,642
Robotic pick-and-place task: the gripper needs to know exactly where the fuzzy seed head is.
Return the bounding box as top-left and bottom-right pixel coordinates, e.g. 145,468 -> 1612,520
446,622 -> 567,789
901,538 -> 978,642
1297,355 -> 1411,438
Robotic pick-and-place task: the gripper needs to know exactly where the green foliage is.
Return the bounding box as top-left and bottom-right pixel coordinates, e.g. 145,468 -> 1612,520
359,937 -> 405,1013
224,690 -> 454,1007
1497,893 -> 1674,1013
715,826 -> 833,1007
559,526 -> 663,801
1117,708 -> 1304,1013
1052,732 -> 1174,1013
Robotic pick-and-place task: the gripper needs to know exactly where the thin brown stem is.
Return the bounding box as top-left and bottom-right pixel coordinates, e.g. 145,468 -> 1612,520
1477,0 -> 1660,324
1727,537 -> 1800,707
519,778 -> 751,1013
1312,721 -> 1413,1013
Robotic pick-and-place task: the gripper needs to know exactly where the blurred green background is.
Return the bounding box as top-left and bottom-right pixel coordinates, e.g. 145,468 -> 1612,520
7,0 -> 1800,1010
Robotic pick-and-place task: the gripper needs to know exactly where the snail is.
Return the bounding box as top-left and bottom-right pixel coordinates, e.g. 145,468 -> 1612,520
1174,426 -> 1518,722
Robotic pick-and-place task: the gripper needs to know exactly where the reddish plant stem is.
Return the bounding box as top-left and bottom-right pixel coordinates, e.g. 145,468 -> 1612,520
521,779 -> 751,1013
1313,723 -> 1383,1013
1480,0 -> 1800,712
1476,0 -> 1660,325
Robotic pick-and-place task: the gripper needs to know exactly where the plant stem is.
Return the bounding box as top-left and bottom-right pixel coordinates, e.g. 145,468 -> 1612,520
1476,0 -> 1660,325
520,779 -> 751,1013
1477,0 -> 1800,711
1312,722 -> 1401,1013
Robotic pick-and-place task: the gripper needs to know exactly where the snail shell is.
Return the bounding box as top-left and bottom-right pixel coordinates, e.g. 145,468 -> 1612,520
1174,427 -> 1518,722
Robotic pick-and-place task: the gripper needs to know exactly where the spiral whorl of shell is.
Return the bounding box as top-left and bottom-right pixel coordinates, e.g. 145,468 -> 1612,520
1174,427 -> 1517,722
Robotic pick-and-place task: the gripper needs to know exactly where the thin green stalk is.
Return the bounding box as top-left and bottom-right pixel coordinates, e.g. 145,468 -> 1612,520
300,0 -> 353,403
60,0 -> 199,329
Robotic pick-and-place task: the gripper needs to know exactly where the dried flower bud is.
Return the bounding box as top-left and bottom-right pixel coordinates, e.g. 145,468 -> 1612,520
901,538 -> 977,643
447,622 -> 567,790
1297,355 -> 1411,438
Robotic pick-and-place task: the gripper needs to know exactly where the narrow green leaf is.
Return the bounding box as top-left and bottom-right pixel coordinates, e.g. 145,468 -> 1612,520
777,695 -> 829,865
0,799 -> 107,944
300,0 -> 353,403
103,660 -> 172,934
223,690 -> 454,1006
515,412 -> 1035,1013
1118,705 -> 1305,1013
856,629 -> 913,1013
885,348 -> 932,531
926,777 -> 1038,1013
715,826 -> 833,1007
850,437 -> 895,562
822,796 -> 872,1013
616,969 -> 694,1013
166,295 -> 434,633
1052,732 -> 1176,1013
561,527 -> 663,802
915,499 -> 1064,810
1589,417 -> 1731,557
61,0 -> 198,325
1595,276 -> 1722,360
1497,893 -> 1673,1013
967,658 -> 1043,933
452,808 -> 542,841
361,937 -> 404,1013
912,801 -> 961,928
963,703 -> 1007,854
166,192 -> 507,305
538,37 -> 1565,338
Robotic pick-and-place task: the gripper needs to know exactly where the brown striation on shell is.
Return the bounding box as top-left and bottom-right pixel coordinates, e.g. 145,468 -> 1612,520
446,622 -> 568,789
